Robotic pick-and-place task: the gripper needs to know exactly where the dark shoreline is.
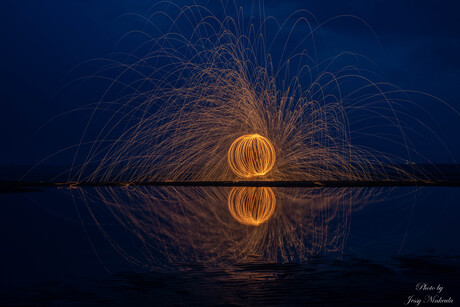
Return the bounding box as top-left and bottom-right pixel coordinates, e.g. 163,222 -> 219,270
1,164 -> 459,192
1,179 -> 460,190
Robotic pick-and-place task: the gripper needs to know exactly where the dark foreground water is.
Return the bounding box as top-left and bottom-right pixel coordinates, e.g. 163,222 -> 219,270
0,186 -> 459,306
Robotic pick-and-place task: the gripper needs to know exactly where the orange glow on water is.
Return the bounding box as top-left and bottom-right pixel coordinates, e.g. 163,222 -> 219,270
228,187 -> 276,226
227,134 -> 276,178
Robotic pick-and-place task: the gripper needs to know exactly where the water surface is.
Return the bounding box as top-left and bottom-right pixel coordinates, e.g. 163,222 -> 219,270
0,186 -> 459,305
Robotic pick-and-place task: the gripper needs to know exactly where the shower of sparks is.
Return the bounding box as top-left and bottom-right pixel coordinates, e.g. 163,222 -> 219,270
68,1 -> 424,184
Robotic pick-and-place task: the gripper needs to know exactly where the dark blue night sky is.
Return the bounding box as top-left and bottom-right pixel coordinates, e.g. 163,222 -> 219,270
0,0 -> 459,166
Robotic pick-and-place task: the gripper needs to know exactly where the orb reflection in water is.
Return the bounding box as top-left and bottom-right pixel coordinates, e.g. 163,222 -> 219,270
228,187 -> 276,226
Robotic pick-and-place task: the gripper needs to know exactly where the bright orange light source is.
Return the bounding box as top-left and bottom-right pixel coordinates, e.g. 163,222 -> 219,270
228,187 -> 276,226
227,134 -> 275,178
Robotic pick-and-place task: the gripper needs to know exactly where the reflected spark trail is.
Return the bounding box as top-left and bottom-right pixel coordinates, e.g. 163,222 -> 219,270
228,187 -> 276,226
73,186 -> 381,269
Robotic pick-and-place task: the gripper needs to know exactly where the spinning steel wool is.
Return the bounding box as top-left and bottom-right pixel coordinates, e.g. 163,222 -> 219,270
228,134 -> 276,178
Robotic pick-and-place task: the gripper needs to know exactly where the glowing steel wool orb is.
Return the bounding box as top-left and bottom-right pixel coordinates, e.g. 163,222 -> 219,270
227,134 -> 276,178
228,187 -> 276,226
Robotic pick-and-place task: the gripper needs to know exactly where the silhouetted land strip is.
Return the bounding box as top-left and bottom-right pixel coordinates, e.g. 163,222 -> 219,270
1,165 -> 459,192
1,180 -> 460,192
